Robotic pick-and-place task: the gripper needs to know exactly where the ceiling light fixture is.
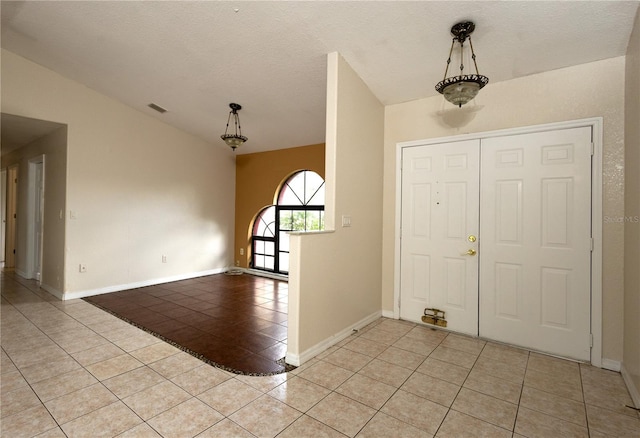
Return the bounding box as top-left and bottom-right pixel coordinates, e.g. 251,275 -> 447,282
220,103 -> 247,151
435,21 -> 489,108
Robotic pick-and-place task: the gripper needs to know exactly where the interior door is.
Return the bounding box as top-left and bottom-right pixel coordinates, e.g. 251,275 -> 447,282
6,166 -> 18,268
400,140 -> 480,335
33,161 -> 44,281
479,127 -> 592,361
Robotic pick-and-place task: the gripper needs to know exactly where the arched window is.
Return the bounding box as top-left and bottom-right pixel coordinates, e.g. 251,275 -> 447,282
251,170 -> 325,274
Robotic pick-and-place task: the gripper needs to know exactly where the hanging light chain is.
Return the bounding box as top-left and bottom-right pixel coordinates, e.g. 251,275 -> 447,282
442,38 -> 455,81
235,111 -> 243,138
224,111 -> 233,136
468,36 -> 481,75
459,39 -> 465,75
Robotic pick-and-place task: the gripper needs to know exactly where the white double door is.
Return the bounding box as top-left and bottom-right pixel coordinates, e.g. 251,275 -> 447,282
400,127 -> 592,361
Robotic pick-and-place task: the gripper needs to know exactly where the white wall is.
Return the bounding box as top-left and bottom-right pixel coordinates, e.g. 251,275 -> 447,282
2,125 -> 67,293
287,53 -> 384,364
623,8 -> 640,406
1,49 -> 236,298
383,57 -> 626,364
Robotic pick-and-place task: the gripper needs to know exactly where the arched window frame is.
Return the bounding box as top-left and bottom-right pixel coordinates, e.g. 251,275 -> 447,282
251,170 -> 325,274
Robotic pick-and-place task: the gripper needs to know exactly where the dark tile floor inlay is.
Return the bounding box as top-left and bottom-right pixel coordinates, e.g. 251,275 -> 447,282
84,273 -> 289,375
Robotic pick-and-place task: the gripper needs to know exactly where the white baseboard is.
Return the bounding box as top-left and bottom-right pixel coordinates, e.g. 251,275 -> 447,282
601,358 -> 621,372
40,283 -> 63,300
621,363 -> 640,408
62,268 -> 229,300
15,269 -> 28,279
286,310 -> 382,366
381,309 -> 395,319
244,268 -> 288,282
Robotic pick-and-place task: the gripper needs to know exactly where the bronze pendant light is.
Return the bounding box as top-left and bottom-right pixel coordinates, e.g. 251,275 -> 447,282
221,103 -> 248,150
435,22 -> 489,107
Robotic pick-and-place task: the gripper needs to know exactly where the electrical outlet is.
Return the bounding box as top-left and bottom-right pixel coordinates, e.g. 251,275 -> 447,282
162,255 -> 167,263
239,248 -> 244,256
79,264 -> 87,273
342,215 -> 352,227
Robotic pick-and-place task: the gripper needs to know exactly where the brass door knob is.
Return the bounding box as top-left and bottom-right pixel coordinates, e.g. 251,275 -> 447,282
462,249 -> 477,256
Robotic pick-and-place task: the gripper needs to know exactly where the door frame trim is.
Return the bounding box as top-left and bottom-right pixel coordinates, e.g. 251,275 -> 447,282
27,155 -> 45,282
394,117 -> 603,367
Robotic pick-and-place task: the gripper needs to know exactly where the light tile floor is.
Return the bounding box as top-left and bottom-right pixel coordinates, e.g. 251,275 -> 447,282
2,272 -> 640,437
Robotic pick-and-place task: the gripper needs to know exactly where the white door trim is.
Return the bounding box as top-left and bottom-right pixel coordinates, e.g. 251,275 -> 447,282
394,117 -> 603,367
27,155 -> 45,282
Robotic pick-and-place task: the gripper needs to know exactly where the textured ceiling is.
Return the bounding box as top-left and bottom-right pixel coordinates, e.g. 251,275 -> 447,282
1,1 -> 638,154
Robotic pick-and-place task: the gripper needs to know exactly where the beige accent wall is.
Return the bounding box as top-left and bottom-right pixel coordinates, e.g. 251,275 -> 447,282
1,49 -> 236,297
623,8 -> 640,405
234,144 -> 325,268
383,57 -> 626,364
2,125 -> 68,293
287,53 -> 384,362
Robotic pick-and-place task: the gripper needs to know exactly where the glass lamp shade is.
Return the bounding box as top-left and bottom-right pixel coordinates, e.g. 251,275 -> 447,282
221,134 -> 247,150
442,81 -> 480,107
435,74 -> 489,108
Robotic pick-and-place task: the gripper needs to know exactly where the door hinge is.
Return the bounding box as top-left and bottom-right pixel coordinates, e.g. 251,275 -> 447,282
398,296 -> 401,309
590,238 -> 594,252
590,333 -> 593,348
590,142 -> 595,156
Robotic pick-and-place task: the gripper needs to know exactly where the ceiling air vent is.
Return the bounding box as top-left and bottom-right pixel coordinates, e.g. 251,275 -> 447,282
147,103 -> 168,114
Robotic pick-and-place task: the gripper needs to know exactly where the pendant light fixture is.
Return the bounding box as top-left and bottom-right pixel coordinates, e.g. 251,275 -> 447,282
435,21 -> 489,107
220,103 -> 247,150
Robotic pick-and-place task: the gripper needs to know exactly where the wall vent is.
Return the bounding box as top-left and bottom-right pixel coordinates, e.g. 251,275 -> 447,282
147,103 -> 168,113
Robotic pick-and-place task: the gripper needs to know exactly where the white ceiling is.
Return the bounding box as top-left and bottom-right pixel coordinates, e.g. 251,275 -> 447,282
1,1 -> 638,154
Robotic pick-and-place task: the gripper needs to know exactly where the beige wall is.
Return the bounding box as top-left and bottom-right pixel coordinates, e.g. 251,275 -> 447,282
234,144 -> 325,268
383,57 -> 626,364
1,49 -> 236,298
623,8 -> 640,405
287,53 -> 384,363
2,125 -> 68,293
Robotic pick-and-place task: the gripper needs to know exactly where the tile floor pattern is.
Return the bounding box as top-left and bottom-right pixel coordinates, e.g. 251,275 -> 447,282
82,273 -> 289,375
2,272 -> 640,437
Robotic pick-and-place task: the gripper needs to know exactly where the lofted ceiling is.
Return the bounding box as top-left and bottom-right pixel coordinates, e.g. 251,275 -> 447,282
1,1 -> 638,154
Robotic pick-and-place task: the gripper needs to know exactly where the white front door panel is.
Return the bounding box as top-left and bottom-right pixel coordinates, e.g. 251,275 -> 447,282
479,127 -> 592,361
400,140 -> 480,335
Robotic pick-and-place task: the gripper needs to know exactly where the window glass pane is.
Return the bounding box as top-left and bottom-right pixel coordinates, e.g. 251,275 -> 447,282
307,186 -> 325,205
255,255 -> 265,269
255,240 -> 264,254
293,210 -> 308,231
278,176 -> 303,205
306,211 -> 323,231
279,252 -> 289,273
253,206 -> 276,237
280,232 -> 290,251
265,241 -> 275,255
305,172 -> 325,205
279,210 -> 293,230
265,256 -> 275,270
